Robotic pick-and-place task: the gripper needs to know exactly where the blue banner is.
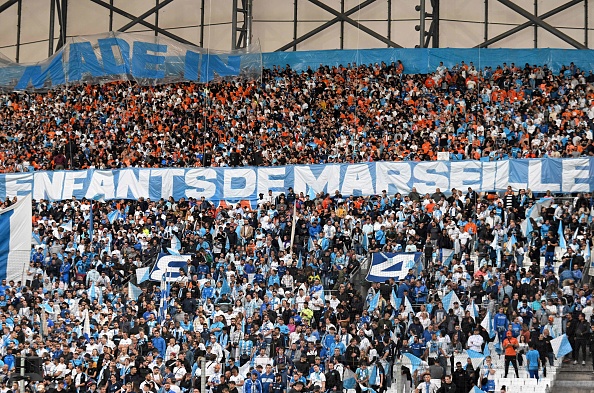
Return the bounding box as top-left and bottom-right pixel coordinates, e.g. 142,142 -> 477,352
4,37 -> 594,91
366,252 -> 423,282
262,47 -> 594,74
1,157 -> 594,203
0,32 -> 261,91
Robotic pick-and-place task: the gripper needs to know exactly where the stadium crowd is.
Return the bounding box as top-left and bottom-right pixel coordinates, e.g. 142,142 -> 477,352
0,60 -> 593,172
0,59 -> 590,393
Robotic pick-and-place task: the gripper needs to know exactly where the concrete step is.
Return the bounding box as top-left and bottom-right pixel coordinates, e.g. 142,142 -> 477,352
551,361 -> 594,393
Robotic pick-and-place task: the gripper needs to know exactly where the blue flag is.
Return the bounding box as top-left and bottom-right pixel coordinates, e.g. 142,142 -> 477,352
521,197 -> 553,239
558,220 -> 567,250
481,310 -> 496,338
368,292 -> 380,313
494,341 -> 503,355
342,368 -> 356,390
167,234 -> 182,255
88,203 -> 94,241
107,210 -> 119,224
442,290 -> 460,312
128,282 -> 142,301
390,288 -> 400,309
402,353 -> 423,373
468,300 -> 479,318
550,334 -> 572,358
362,232 -> 369,251
506,234 -> 517,253
32,231 -> 42,246
466,349 -> 486,369
221,277 -> 231,295
159,272 -> 171,323
136,267 -> 151,284
441,248 -> 454,266
89,282 -> 99,301
297,253 -> 303,269
308,236 -> 315,252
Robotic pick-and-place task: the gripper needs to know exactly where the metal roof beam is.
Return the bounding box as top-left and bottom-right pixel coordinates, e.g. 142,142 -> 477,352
118,0 -> 175,32
0,0 -> 18,14
308,0 -> 402,48
496,0 -> 587,49
88,0 -> 195,45
476,0 -> 583,48
276,0 -> 379,52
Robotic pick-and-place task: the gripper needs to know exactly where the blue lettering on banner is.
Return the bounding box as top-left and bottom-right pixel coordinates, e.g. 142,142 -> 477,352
8,32 -> 260,91
15,52 -> 66,90
97,37 -> 131,75
10,40 -> 594,91
1,158 -> 593,204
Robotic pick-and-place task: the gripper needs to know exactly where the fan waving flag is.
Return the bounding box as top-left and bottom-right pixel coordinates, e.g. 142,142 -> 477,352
167,234 -> 182,255
467,299 -> 479,318
442,290 -> 460,312
506,234 -> 517,253
390,288 -> 401,310
558,221 -> 567,250
402,353 -> 423,373
481,310 -> 496,338
0,194 -> 32,281
368,292 -> 381,313
128,282 -> 142,300
60,220 -> 73,232
220,277 -> 231,295
342,367 -> 356,390
362,232 -> 369,251
521,197 -> 553,239
308,236 -> 315,252
466,349 -> 486,369
107,210 -> 119,224
366,252 -> 422,282
440,248 -> 455,266
550,334 -> 573,358
404,296 -> 414,316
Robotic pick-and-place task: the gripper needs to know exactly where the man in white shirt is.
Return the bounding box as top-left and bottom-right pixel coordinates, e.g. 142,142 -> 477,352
254,348 -> 272,368
172,359 -> 187,382
208,335 -> 224,362
308,364 -> 326,391
467,328 -> 484,352
415,373 -> 439,393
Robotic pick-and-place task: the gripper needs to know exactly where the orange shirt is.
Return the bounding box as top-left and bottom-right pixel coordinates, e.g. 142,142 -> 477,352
503,337 -> 518,356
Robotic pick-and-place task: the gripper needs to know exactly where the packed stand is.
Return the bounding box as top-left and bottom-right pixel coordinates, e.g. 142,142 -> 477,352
0,58 -> 589,393
0,61 -> 593,173
0,183 -> 587,393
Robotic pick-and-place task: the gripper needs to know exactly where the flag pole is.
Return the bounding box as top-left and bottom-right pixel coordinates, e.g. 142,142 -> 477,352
89,200 -> 94,242
289,199 -> 297,258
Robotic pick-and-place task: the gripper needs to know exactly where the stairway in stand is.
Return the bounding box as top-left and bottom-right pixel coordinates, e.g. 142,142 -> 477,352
551,361 -> 594,393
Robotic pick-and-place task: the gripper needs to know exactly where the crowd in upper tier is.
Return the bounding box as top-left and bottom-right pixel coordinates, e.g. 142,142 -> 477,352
0,60 -> 593,173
